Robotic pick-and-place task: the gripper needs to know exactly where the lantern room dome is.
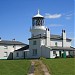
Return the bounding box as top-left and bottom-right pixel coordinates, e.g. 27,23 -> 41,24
33,10 -> 44,18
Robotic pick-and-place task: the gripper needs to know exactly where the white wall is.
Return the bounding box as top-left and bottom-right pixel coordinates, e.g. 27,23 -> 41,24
66,51 -> 69,56
31,27 -> 46,37
0,45 -> 25,59
0,45 -> 14,59
50,40 -> 71,47
41,46 -> 50,58
56,51 -> 60,56
29,39 -> 42,58
13,50 -> 29,59
50,40 -> 62,47
13,51 -> 24,59
66,41 -> 71,47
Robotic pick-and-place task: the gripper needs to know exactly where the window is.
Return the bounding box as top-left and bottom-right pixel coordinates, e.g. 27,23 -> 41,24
41,40 -> 45,45
16,52 -> 19,57
33,41 -> 36,45
33,49 -> 37,56
4,45 -> 8,49
55,42 -> 57,47
53,51 -> 56,54
13,45 -> 15,48
4,52 -> 8,57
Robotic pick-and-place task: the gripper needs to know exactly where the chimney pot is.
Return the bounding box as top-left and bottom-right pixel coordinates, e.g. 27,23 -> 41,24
0,37 -> 1,41
12,38 -> 15,41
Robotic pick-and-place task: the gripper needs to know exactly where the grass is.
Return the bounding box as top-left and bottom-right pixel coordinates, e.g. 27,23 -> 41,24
0,60 -> 30,75
42,58 -> 75,75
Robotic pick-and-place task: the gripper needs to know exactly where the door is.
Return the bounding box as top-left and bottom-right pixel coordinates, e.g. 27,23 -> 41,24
59,51 -> 62,57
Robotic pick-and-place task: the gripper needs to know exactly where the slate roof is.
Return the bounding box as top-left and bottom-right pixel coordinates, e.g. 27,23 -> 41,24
15,45 -> 29,51
0,40 -> 26,45
51,46 -> 75,51
50,34 -> 71,41
28,36 -> 46,40
15,45 -> 75,51
29,34 -> 71,41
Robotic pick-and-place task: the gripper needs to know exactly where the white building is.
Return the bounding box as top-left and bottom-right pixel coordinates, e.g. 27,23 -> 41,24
14,10 -> 75,59
27,10 -> 75,58
0,39 -> 26,59
0,10 -> 75,59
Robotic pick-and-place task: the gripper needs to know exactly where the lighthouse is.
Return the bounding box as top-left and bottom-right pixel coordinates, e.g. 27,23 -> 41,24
29,10 -> 50,58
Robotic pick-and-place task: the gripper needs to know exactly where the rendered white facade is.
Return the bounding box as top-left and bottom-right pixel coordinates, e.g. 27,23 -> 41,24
0,40 -> 25,59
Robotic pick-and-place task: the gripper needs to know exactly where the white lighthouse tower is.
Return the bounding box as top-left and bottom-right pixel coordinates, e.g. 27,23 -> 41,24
29,10 -> 50,58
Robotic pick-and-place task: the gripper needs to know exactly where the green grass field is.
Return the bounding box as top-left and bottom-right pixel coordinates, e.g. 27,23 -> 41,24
0,60 -> 30,75
42,58 -> 75,75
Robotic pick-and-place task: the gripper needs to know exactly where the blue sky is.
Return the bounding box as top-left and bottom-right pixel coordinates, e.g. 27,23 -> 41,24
0,0 -> 74,47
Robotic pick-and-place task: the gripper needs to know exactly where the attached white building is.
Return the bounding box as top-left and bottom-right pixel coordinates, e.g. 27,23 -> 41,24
0,39 -> 26,59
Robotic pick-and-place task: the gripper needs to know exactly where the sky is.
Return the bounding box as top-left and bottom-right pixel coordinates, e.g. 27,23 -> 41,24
0,0 -> 75,47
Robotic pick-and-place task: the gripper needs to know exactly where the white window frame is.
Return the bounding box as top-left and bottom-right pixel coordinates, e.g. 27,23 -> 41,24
4,52 -> 8,57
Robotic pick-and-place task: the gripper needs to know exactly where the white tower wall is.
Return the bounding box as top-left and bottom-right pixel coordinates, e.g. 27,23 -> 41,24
30,26 -> 46,37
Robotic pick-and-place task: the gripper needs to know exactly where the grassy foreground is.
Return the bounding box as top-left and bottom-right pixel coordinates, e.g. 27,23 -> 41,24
0,60 -> 30,75
42,58 -> 75,75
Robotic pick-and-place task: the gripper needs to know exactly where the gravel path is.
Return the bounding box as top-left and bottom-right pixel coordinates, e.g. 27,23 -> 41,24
39,60 -> 51,75
28,60 -> 35,75
28,60 -> 51,75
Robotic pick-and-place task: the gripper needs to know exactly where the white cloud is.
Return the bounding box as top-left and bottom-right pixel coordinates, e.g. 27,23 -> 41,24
45,13 -> 62,19
65,17 -> 72,20
65,13 -> 73,20
63,11 -> 73,20
49,24 -> 62,27
66,14 -> 73,17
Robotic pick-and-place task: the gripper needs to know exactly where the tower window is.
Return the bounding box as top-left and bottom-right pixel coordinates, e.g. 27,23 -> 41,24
33,41 -> 36,45
33,49 -> 37,56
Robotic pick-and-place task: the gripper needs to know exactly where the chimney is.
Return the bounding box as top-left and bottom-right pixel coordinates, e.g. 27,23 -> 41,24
0,37 -> 1,41
62,29 -> 66,47
45,28 -> 50,46
12,38 -> 15,41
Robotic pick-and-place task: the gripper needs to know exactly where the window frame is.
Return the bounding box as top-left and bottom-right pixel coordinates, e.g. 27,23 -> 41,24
16,52 -> 19,57
53,51 -> 56,55
33,49 -> 37,56
33,40 -> 37,45
55,42 -> 57,47
4,52 -> 8,57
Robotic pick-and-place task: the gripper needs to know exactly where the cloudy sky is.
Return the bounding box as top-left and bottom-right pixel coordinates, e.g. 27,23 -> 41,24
0,0 -> 74,47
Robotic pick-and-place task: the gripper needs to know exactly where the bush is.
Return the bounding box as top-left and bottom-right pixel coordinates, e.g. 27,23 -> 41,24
40,57 -> 46,60
66,55 -> 74,58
